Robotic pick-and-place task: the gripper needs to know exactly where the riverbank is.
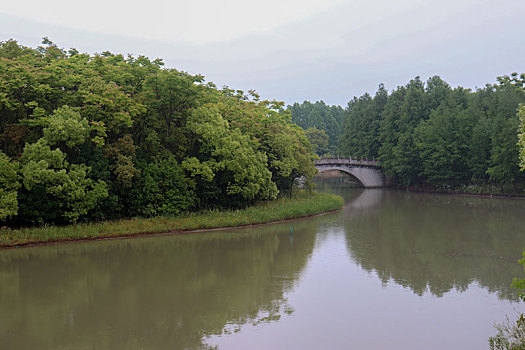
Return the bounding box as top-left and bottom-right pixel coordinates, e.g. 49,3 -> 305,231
0,191 -> 344,249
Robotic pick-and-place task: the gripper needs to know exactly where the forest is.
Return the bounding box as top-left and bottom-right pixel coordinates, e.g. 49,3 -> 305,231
2,38 -> 525,226
297,75 -> 525,192
287,101 -> 344,155
0,39 -> 317,225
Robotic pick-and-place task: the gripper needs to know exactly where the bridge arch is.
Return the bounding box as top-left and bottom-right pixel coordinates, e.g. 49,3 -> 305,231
314,158 -> 386,188
316,166 -> 366,187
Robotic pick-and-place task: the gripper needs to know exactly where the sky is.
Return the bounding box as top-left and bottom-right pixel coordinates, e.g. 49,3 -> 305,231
1,0 -> 524,106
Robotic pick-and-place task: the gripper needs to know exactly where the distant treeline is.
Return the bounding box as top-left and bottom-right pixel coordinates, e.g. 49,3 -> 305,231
290,75 -> 525,191
287,101 -> 344,155
0,39 -> 316,225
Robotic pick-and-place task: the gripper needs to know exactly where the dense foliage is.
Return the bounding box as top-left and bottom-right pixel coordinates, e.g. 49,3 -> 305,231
287,101 -> 344,155
488,251 -> 525,349
519,105 -> 525,170
0,39 -> 316,225
339,75 -> 525,190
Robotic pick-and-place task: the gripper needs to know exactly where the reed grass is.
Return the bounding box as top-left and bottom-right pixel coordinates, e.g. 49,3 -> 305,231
0,191 -> 343,248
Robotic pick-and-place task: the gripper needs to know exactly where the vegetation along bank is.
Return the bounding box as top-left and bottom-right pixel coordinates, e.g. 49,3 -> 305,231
0,191 -> 343,248
290,75 -> 525,196
0,38 -> 321,228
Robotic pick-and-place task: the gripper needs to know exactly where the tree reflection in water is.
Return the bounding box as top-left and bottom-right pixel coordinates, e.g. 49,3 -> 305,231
2,179 -> 525,349
342,188 -> 525,301
0,224 -> 317,350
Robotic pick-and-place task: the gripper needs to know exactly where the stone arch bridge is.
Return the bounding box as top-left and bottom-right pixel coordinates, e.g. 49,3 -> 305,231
315,157 -> 387,188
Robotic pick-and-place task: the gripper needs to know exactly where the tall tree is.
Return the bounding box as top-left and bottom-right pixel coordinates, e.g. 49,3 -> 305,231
339,84 -> 387,159
519,105 -> 525,170
415,103 -> 472,185
0,151 -> 19,221
183,105 -> 277,208
304,127 -> 329,155
143,69 -> 203,138
288,101 -> 344,154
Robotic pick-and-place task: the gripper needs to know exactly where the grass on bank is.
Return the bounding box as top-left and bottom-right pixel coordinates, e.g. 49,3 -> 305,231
0,191 -> 344,248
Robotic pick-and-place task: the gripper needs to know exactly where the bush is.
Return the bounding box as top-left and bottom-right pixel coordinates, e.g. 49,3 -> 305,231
489,251 -> 525,349
489,315 -> 525,350
130,156 -> 196,217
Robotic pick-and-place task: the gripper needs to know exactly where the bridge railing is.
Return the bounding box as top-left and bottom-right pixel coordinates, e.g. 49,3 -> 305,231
315,157 -> 381,167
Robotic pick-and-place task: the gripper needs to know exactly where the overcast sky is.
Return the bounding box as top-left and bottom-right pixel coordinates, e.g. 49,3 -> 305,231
1,0 -> 524,106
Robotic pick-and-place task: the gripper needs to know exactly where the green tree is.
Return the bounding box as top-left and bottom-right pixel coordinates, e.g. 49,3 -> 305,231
484,79 -> 525,189
519,105 -> 525,170
339,84 -> 387,159
183,105 -> 278,208
487,115 -> 522,186
304,127 -> 329,155
143,69 -> 203,138
262,118 -> 317,194
104,135 -> 140,190
130,156 -> 195,216
207,96 -> 317,194
0,151 -> 20,221
78,75 -> 145,145
288,101 -> 344,154
468,115 -> 492,182
18,140 -> 108,223
489,250 -> 525,349
42,106 -> 90,149
415,103 -> 472,185
378,78 -> 430,186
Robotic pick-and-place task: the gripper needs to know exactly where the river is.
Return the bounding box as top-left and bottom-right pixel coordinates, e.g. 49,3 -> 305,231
1,177 -> 525,349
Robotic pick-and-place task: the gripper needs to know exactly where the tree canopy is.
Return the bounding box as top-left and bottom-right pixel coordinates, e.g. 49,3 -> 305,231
339,75 -> 525,190
0,39 -> 316,225
287,101 -> 344,155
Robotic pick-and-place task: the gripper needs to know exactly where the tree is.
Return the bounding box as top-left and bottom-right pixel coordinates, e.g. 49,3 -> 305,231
78,76 -> 145,145
484,80 -> 525,188
143,69 -> 203,138
104,134 -> 140,190
18,140 -> 108,223
519,105 -> 525,170
489,250 -> 525,349
487,115 -> 522,186
468,115 -> 492,182
205,96 -> 317,194
288,101 -> 344,154
0,151 -> 20,221
339,84 -> 387,159
130,156 -> 195,216
42,106 -> 89,149
260,115 -> 317,194
415,104 -> 471,185
304,127 -> 329,155
183,105 -> 278,208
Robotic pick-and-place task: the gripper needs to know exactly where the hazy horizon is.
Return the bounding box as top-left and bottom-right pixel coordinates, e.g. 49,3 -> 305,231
2,0 -> 524,106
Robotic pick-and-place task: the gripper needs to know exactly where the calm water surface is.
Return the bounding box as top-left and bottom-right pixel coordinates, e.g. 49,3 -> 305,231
1,178 -> 525,349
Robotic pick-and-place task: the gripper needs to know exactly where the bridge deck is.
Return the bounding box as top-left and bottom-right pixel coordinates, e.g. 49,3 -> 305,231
315,157 -> 380,167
